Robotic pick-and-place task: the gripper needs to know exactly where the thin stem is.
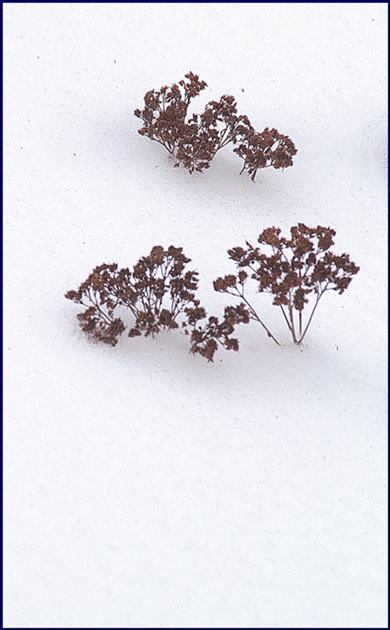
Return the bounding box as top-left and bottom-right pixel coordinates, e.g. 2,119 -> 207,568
288,300 -> 298,343
297,285 -> 329,344
153,137 -> 177,157
217,126 -> 234,150
230,287 -> 281,346
279,304 -> 293,333
86,296 -> 114,326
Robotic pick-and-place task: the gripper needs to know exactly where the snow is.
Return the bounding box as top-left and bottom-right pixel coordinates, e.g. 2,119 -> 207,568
3,3 -> 387,628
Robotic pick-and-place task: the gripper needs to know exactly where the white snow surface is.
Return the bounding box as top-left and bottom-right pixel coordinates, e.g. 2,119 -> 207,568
3,3 -> 388,628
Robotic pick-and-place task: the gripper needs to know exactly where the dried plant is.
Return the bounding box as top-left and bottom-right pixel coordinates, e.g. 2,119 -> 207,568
134,72 -> 297,181
65,245 -> 248,361
66,230 -> 359,359
185,303 -> 250,361
214,224 -> 360,345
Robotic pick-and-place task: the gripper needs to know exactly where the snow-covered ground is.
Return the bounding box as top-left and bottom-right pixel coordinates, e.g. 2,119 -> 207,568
4,3 -> 387,627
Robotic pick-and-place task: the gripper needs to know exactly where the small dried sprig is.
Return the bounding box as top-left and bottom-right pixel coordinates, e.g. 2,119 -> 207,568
214,224 -> 360,345
65,245 -> 247,361
233,127 -> 298,181
185,303 -> 250,361
65,263 -> 129,346
134,72 -> 297,181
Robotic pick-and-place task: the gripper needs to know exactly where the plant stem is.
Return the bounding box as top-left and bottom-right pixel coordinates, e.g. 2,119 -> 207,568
232,289 -> 281,345
288,301 -> 298,343
297,287 -> 327,344
279,305 -> 293,333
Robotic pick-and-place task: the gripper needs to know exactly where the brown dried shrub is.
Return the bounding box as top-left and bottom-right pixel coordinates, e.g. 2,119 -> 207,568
214,224 -> 360,345
134,72 -> 297,181
65,245 -> 249,361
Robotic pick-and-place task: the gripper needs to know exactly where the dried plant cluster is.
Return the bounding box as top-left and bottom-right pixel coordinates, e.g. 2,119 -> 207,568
214,224 -> 360,345
66,227 -> 359,359
134,72 -> 297,181
65,245 -> 249,362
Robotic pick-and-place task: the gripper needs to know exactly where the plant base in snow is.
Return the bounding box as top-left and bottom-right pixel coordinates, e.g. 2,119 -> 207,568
134,72 -> 297,181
